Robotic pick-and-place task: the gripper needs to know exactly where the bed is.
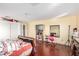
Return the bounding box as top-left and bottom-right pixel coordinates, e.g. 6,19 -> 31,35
0,36 -> 35,56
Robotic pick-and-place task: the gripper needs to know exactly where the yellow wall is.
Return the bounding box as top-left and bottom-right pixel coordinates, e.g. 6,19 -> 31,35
27,16 -> 78,44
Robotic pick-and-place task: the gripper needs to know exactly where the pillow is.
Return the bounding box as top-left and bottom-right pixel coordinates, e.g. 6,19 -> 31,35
0,42 -> 3,52
2,40 -> 13,52
11,41 -> 20,50
11,42 -> 16,51
0,41 -> 7,55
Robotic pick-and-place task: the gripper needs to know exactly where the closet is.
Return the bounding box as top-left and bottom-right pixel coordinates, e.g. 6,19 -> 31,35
0,20 -> 26,41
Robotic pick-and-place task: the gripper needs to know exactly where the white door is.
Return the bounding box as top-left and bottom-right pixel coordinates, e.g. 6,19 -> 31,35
0,21 -> 10,41
10,22 -> 21,40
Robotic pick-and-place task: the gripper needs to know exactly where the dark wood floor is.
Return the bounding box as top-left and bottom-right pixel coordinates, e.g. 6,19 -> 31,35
31,41 -> 72,56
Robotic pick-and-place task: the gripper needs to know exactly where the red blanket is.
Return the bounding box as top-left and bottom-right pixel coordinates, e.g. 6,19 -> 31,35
10,44 -> 32,56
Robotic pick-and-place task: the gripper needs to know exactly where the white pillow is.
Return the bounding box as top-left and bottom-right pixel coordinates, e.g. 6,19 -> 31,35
0,42 -> 3,52
13,41 -> 20,50
11,42 -> 16,51
7,43 -> 12,52
2,40 -> 12,52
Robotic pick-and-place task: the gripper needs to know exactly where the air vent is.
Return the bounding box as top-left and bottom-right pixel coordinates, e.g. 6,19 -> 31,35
29,3 -> 40,6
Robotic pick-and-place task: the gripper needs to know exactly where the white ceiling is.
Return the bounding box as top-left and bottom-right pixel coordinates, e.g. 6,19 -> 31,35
0,3 -> 79,22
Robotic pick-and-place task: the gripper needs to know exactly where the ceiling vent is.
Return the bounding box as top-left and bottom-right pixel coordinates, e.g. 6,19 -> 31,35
29,3 -> 40,6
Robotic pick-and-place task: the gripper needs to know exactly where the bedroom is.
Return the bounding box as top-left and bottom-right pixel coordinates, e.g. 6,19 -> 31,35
0,3 -> 79,56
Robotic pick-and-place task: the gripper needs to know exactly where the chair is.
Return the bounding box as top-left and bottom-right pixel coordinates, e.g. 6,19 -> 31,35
46,36 -> 56,47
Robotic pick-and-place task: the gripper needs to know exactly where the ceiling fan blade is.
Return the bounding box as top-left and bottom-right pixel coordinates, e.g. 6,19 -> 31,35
2,17 -> 10,20
1,17 -> 20,22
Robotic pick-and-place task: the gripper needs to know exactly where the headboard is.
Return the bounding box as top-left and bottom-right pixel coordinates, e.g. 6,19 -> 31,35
18,36 -> 36,47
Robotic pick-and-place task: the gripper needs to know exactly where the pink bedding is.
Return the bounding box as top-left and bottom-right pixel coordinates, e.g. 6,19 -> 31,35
9,43 -> 32,56
0,39 -> 33,56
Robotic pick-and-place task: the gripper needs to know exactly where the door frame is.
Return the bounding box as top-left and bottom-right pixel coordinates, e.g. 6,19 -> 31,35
35,24 -> 44,42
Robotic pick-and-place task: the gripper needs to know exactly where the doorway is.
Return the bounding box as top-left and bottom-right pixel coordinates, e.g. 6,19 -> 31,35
36,24 -> 44,43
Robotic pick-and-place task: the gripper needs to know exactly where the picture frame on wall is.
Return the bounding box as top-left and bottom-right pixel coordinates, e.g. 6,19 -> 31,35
50,25 -> 60,37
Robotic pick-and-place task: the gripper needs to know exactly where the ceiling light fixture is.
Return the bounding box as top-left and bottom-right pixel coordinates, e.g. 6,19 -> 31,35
29,3 -> 40,6
50,3 -> 61,7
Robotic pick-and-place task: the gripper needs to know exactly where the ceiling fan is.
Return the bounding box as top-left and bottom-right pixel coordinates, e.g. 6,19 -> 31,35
0,16 -> 19,22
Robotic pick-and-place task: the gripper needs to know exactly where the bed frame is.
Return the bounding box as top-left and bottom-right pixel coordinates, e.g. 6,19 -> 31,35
18,36 -> 36,55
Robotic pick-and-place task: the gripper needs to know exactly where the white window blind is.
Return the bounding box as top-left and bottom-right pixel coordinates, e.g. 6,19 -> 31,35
0,20 -> 22,41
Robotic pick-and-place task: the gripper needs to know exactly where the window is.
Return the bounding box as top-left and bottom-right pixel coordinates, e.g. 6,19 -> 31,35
0,21 -> 22,40
50,25 -> 60,37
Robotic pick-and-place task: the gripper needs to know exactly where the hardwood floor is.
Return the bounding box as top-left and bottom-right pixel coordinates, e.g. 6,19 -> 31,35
31,41 -> 72,56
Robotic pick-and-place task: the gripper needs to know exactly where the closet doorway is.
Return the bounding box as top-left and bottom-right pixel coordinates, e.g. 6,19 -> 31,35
36,24 -> 44,43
